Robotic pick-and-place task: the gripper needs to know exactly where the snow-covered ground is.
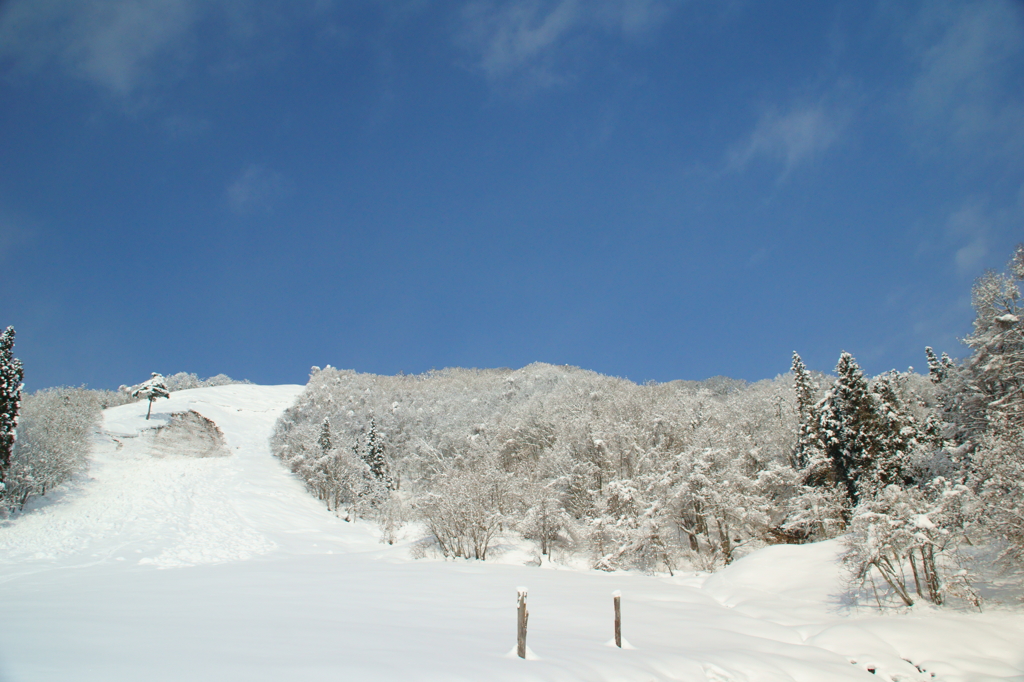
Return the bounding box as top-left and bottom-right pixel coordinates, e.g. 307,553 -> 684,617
1,385 -> 1021,681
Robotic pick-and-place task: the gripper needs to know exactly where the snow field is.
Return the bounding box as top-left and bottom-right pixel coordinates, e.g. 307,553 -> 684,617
0,385 -> 1022,681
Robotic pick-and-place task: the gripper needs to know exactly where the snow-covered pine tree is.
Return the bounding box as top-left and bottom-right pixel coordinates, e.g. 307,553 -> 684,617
921,347 -> 975,464
362,419 -> 394,491
777,351 -> 848,541
792,352 -> 816,419
925,346 -> 954,385
0,326 -> 25,492
866,371 -> 921,490
318,417 -> 332,455
815,352 -> 913,507
791,351 -> 819,469
307,417 -> 335,508
131,373 -> 171,420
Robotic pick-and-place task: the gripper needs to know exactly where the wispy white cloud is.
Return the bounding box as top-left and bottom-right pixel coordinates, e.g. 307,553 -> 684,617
894,3 -> 1024,282
456,0 -> 674,89
727,102 -> 846,177
945,203 -> 991,275
0,0 -> 203,95
605,0 -> 673,36
941,189 -> 1024,276
0,0 -> 320,97
227,164 -> 291,215
903,0 -> 1024,153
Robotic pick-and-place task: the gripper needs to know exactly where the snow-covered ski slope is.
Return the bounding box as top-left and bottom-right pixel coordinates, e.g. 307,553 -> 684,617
1,385 -> 1022,682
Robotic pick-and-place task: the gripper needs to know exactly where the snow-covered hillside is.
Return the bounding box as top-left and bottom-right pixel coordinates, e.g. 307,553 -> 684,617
0,385 -> 1021,681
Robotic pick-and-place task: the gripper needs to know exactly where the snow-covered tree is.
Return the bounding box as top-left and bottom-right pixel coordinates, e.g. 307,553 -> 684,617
0,326 -> 24,494
970,420 -> 1024,570
930,245 -> 1024,575
666,446 -> 769,570
131,373 -> 171,420
4,387 -> 101,511
843,483 -> 978,609
791,351 -> 820,470
318,417 -> 333,455
792,353 -> 816,425
161,372 -> 247,391
271,362 -> 801,570
868,370 -> 925,486
809,353 -> 923,510
376,491 -> 405,545
962,244 -> 1024,436
295,417 -> 375,519
925,346 -> 954,385
362,419 -> 394,491
419,454 -> 512,560
813,352 -> 878,506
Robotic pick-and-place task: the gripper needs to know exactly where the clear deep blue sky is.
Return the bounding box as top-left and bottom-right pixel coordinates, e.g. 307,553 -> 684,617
1,0 -> 1023,391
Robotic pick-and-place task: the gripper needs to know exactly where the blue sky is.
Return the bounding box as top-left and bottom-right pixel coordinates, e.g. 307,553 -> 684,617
2,0 -> 1023,391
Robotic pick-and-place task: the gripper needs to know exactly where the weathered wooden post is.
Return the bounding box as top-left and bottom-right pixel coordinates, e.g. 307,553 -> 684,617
517,587 -> 529,659
613,590 -> 622,648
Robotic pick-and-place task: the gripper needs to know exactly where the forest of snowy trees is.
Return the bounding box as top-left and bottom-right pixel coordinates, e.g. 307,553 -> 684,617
1,246 -> 1022,610
271,361 -> 807,569
271,244 -> 1024,608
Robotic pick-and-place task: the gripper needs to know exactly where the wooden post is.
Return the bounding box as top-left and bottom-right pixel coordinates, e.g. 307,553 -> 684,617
613,590 -> 621,648
517,587 -> 529,659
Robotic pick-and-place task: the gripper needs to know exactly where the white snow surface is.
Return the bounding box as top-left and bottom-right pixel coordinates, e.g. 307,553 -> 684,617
0,384 -> 1021,681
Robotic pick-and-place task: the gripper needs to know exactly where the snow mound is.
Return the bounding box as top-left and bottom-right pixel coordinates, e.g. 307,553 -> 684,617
148,410 -> 229,459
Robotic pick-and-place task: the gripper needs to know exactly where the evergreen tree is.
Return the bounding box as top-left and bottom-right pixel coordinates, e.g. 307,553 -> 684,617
925,346 -> 954,385
362,419 -> 394,490
811,355 -> 926,510
0,326 -> 25,491
867,371 -> 921,489
792,352 -> 816,419
817,352 -> 889,506
791,351 -> 819,469
318,417 -> 333,455
131,373 -> 171,420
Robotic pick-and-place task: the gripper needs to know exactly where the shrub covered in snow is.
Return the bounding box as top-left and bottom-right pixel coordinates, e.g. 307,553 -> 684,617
843,483 -> 979,608
2,386 -> 101,512
162,372 -> 251,392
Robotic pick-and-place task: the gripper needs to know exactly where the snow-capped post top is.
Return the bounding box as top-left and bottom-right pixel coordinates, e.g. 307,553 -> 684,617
612,590 -> 622,598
